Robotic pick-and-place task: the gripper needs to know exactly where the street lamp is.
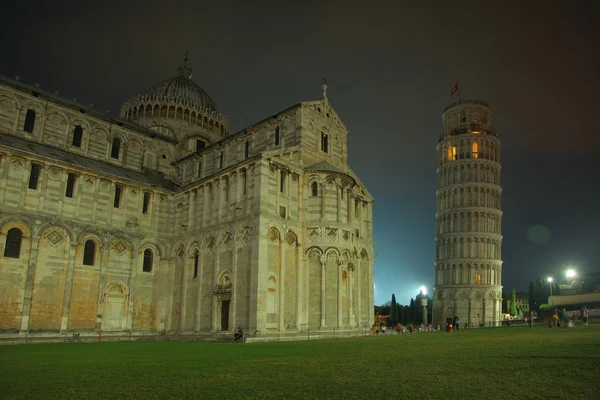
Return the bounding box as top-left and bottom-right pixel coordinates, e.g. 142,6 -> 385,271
420,286 -> 428,325
547,277 -> 553,296
566,269 -> 576,278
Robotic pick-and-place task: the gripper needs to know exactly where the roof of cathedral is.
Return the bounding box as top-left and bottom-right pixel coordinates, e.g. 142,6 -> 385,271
305,161 -> 347,174
132,54 -> 219,112
0,134 -> 178,190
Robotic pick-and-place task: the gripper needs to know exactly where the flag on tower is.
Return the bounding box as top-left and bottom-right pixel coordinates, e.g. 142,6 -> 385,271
450,83 -> 459,96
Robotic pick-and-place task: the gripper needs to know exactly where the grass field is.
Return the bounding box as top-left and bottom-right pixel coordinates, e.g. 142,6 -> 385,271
1,325 -> 599,400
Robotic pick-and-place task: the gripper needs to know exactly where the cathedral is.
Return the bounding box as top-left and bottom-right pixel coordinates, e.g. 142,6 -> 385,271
432,100 -> 503,328
0,56 -> 375,341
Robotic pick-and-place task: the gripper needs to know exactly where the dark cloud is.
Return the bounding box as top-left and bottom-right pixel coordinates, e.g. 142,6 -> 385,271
2,0 -> 599,304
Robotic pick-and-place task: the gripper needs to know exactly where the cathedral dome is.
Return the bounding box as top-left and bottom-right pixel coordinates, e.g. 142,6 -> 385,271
141,59 -> 218,112
120,54 -> 229,139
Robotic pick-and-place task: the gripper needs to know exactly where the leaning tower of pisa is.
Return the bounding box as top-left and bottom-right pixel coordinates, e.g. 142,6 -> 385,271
432,100 -> 503,328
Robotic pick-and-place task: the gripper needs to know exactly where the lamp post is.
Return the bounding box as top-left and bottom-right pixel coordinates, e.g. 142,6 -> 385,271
420,286 -> 428,326
547,277 -> 553,296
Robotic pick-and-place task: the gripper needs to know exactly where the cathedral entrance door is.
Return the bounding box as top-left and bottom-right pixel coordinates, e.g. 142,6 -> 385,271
221,300 -> 230,331
103,285 -> 126,331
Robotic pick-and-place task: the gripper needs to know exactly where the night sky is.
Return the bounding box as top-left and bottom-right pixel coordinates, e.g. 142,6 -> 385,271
2,1 -> 599,305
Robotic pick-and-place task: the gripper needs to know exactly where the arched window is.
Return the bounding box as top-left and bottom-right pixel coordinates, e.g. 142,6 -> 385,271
311,181 -> 318,197
197,161 -> 202,178
72,125 -> 83,147
320,133 -> 328,153
83,240 -> 96,266
219,151 -> 224,168
110,138 -> 121,159
24,109 -> 36,133
193,250 -> 199,278
3,228 -> 22,258
244,140 -> 249,158
472,141 -> 479,159
143,249 -> 153,272
274,126 -> 280,145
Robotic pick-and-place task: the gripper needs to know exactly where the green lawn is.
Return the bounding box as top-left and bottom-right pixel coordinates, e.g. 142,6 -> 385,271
1,325 -> 599,400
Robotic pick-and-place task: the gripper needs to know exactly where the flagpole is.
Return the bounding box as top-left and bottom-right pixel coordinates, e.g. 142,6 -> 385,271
457,80 -> 461,103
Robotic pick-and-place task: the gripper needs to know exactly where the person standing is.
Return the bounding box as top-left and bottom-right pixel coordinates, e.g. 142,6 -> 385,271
582,307 -> 589,326
455,316 -> 460,331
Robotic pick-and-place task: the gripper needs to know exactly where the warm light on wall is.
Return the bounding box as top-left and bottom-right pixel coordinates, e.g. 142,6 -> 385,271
447,146 -> 457,161
472,141 -> 479,159
475,274 -> 482,284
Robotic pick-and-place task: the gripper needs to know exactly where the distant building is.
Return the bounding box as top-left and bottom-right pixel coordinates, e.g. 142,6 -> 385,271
0,55 -> 375,340
506,292 -> 529,315
432,100 -> 503,328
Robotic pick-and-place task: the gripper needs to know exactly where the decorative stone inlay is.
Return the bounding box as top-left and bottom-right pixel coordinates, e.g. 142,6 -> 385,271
158,195 -> 166,203
308,228 -> 320,242
129,188 -> 138,197
238,227 -> 252,247
48,167 -> 62,180
45,230 -> 64,246
112,240 -> 128,255
326,228 -> 338,242
84,176 -> 95,188
268,228 -> 280,243
92,128 -> 106,140
99,179 -> 110,191
0,98 -> 15,110
205,238 -> 216,252
47,113 -> 66,126
342,230 -> 350,242
285,232 -> 296,247
10,158 -> 24,169
221,235 -> 233,251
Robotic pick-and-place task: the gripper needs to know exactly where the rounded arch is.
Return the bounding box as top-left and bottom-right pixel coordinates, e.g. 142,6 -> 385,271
107,236 -> 134,253
76,230 -> 106,247
0,219 -> 32,237
70,118 -> 90,132
305,246 -> 323,257
139,241 -> 163,258
171,242 -> 186,258
105,280 -> 129,297
284,230 -> 298,247
324,247 -> 341,258
266,226 -> 281,243
0,93 -> 21,109
218,269 -> 232,286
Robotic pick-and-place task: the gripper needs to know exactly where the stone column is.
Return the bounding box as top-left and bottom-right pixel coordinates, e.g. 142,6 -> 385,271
231,241 -> 239,332
347,192 -> 352,223
337,263 -> 342,328
194,254 -> 204,332
320,183 -> 326,220
336,185 -> 341,222
96,247 -> 110,331
320,255 -> 326,328
467,297 -> 472,328
19,235 -> 40,333
180,254 -> 189,332
125,247 -> 138,331
348,265 -> 354,327
279,239 -> 286,331
188,191 -> 195,231
482,298 -> 487,327
60,244 -> 78,332
211,248 -> 221,332
356,259 -> 361,327
296,244 -> 303,330
12,107 -> 21,134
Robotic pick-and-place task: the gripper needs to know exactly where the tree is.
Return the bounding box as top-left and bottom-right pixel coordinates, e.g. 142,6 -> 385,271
409,298 -> 416,324
501,291 -> 508,313
395,303 -> 402,325
510,288 -> 517,316
528,282 -> 535,313
390,294 -> 397,326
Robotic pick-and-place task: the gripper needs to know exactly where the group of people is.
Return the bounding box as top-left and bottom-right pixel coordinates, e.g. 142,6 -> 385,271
550,306 -> 589,328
